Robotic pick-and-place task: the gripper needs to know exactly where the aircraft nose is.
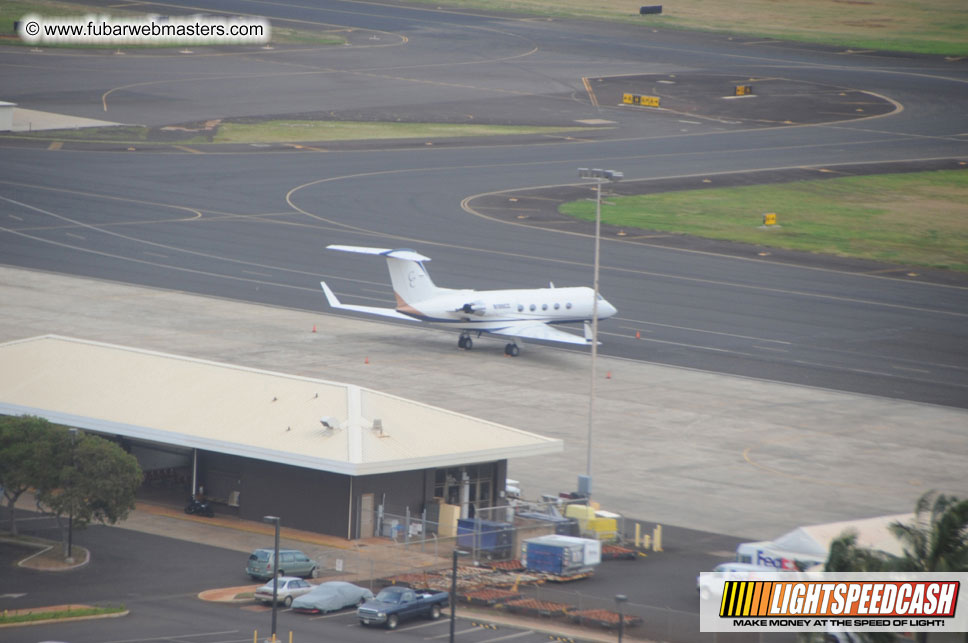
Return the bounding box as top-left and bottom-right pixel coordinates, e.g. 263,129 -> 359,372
600,298 -> 618,318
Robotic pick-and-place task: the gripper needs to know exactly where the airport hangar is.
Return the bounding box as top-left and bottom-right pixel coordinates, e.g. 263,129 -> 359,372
0,335 -> 562,539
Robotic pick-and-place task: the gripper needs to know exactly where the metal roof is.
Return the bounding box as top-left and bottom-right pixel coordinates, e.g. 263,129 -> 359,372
0,335 -> 562,476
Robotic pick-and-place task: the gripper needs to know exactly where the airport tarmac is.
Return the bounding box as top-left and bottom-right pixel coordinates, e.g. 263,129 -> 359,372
2,265 -> 966,540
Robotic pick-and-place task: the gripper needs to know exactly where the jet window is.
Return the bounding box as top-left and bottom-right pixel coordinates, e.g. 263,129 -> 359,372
529,304 -> 536,312
517,304 -> 524,312
554,303 -> 560,310
542,304 -> 548,311
566,302 -> 572,309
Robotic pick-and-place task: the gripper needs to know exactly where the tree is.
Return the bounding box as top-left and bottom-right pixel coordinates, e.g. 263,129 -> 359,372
34,429 -> 142,556
825,530 -> 893,573
889,491 -> 968,574
0,415 -> 62,535
824,492 -> 968,643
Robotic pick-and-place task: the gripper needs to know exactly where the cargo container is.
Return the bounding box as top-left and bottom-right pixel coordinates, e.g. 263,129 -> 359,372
521,535 -> 601,576
564,504 -> 618,541
457,518 -> 513,560
517,512 -> 580,537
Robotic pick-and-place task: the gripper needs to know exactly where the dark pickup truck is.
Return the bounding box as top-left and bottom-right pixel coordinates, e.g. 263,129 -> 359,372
357,586 -> 449,630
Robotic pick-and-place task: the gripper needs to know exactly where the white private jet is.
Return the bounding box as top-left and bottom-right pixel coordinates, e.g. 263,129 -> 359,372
320,245 -> 618,356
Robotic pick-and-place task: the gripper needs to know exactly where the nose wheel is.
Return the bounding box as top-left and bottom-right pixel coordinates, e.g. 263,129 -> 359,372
504,343 -> 520,357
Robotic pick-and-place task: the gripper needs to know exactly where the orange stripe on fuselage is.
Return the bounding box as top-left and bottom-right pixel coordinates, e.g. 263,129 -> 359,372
394,292 -> 426,318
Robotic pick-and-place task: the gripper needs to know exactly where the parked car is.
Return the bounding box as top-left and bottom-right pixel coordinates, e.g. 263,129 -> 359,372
357,586 -> 449,630
246,548 -> 317,580
291,581 -> 374,614
253,576 -> 314,607
697,562 -> 773,600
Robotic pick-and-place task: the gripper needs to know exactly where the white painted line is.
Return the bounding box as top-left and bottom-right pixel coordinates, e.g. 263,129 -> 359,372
393,619 -> 448,632
477,630 -> 535,643
426,627 -> 481,639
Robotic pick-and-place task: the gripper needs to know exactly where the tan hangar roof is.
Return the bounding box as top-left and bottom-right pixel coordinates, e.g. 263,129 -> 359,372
0,335 -> 562,476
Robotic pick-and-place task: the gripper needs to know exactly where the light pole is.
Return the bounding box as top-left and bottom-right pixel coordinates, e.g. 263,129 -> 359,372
263,515 -> 281,642
67,428 -> 78,562
615,593 -> 628,643
449,549 -> 468,643
577,168 -> 623,499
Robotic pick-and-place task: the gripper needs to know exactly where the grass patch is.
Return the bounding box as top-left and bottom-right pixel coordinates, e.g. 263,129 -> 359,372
9,120 -> 594,145
212,120 -> 591,143
404,0 -> 968,56
0,605 -> 125,624
558,170 -> 968,271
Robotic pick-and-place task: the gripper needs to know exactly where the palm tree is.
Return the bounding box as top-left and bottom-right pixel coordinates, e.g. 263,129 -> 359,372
825,530 -> 892,573
889,491 -> 968,574
890,491 -> 968,643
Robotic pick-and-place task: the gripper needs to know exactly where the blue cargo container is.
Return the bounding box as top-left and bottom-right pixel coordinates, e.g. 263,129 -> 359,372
522,535 -> 602,576
457,518 -> 513,560
517,512 -> 580,537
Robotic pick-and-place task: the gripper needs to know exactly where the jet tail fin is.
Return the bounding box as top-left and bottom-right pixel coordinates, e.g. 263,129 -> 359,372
326,244 -> 441,306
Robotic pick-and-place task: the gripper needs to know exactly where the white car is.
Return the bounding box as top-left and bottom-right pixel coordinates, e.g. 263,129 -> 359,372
254,576 -> 314,607
696,562 -> 765,600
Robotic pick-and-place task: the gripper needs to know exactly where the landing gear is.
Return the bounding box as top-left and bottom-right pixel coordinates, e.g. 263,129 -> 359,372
458,332 -> 473,350
504,343 -> 520,357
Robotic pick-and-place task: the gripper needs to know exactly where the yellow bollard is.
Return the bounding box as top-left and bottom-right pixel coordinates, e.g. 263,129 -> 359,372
289,632 -> 293,643
253,631 -> 257,643
653,524 -> 663,552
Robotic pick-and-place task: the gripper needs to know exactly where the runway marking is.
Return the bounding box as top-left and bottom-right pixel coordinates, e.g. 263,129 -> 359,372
8,214 -> 23,221
173,145 -> 204,154
582,77 -> 599,108
623,319 -> 792,344
65,232 -> 85,240
47,141 -> 63,150
891,365 -> 930,374
753,345 -> 789,352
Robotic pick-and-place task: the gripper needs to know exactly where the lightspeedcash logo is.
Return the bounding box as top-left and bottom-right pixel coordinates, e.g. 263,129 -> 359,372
699,572 -> 968,633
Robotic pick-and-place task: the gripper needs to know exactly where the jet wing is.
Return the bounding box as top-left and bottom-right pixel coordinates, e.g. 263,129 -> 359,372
490,321 -> 592,345
320,282 -> 418,321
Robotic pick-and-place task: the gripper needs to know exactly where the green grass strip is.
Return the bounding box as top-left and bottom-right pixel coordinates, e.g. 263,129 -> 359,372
559,170 -> 968,272
0,605 -> 125,624
212,121 -> 591,143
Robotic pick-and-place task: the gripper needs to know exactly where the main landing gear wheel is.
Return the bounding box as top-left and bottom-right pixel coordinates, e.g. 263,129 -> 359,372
504,343 -> 520,357
458,334 -> 473,350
